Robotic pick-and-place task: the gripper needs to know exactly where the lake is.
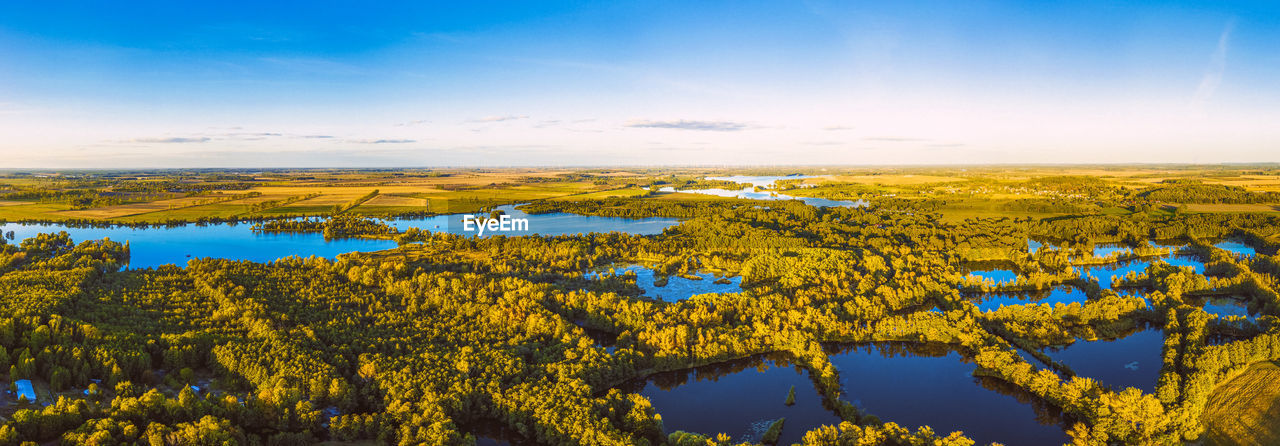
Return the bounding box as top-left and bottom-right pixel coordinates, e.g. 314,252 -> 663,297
972,286 -> 1089,311
618,344 -> 1070,446
384,204 -> 678,238
1075,250 -> 1205,290
829,343 -> 1069,446
1028,239 -> 1045,252
0,204 -> 679,269
1198,296 -> 1260,321
704,174 -> 825,188
966,267 -> 1018,286
1043,328 -> 1163,393
643,175 -> 867,208
586,265 -> 743,301
616,354 -> 840,445
1214,240 -> 1257,258
662,186 -> 867,208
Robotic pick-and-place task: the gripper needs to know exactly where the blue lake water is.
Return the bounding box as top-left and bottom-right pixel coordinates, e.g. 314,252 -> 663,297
386,205 -> 678,238
1043,328 -> 1163,393
655,175 -> 866,208
1199,296 -> 1259,321
0,204 -> 679,269
828,343 -> 1068,446
0,221 -> 401,270
1214,241 -> 1257,258
621,345 -> 1070,446
967,268 -> 1018,285
616,354 -> 840,445
704,174 -> 826,188
659,186 -> 866,208
1076,256 -> 1205,289
587,265 -> 742,301
1088,241 -> 1185,259
972,286 -> 1089,311
1027,239 -> 1044,252
1091,244 -> 1129,258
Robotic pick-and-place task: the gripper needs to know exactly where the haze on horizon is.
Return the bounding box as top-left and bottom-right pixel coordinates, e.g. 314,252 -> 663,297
1,1 -> 1278,168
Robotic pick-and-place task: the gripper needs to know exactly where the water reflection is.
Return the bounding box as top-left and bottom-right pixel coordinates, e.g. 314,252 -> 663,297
586,265 -> 742,301
1196,296 -> 1260,321
1027,239 -> 1045,252
657,173 -> 863,208
827,342 -> 1068,446
964,261 -> 1019,286
1043,328 -> 1163,393
704,175 -> 825,188
0,204 -> 679,269
655,186 -> 866,208
0,221 -> 400,269
1076,256 -> 1205,289
575,322 -> 618,353
971,286 -> 1088,311
1214,241 -> 1257,258
616,354 -> 839,445
387,204 -> 678,238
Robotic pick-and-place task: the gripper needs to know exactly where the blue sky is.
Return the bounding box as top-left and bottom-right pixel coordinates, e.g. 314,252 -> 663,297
1,1 -> 1277,167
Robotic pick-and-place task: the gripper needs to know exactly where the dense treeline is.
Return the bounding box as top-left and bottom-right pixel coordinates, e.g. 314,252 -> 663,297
252,215 -> 397,240
1137,180 -> 1278,204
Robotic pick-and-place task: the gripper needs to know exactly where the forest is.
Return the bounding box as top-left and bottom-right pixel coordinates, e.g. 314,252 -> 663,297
0,166 -> 1278,445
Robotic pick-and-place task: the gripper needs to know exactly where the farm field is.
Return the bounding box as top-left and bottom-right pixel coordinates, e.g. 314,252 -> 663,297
1203,361 -> 1280,446
3,166 -> 1277,224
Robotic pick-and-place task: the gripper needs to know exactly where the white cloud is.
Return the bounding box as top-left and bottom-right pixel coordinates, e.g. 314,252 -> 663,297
624,119 -> 755,132
470,115 -> 529,123
128,137 -> 211,143
394,120 -> 430,127
1191,19 -> 1235,109
347,138 -> 417,144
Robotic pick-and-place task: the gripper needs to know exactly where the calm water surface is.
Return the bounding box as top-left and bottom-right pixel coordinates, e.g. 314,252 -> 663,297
967,268 -> 1017,285
1197,296 -> 1260,320
972,286 -> 1088,311
385,205 -> 678,237
1043,328 -> 1163,393
1027,239 -> 1044,252
646,175 -> 867,208
587,265 -> 743,301
664,186 -> 867,208
704,174 -> 826,188
617,354 -> 839,445
0,204 -> 679,269
828,343 -> 1068,446
618,345 -> 1070,446
1075,246 -> 1205,289
0,221 -> 400,269
1214,241 -> 1257,258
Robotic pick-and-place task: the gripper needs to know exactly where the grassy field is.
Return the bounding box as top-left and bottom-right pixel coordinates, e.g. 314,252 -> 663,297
1185,203 -> 1280,213
0,170 -> 627,222
1203,361 -> 1280,446
549,187 -> 649,200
